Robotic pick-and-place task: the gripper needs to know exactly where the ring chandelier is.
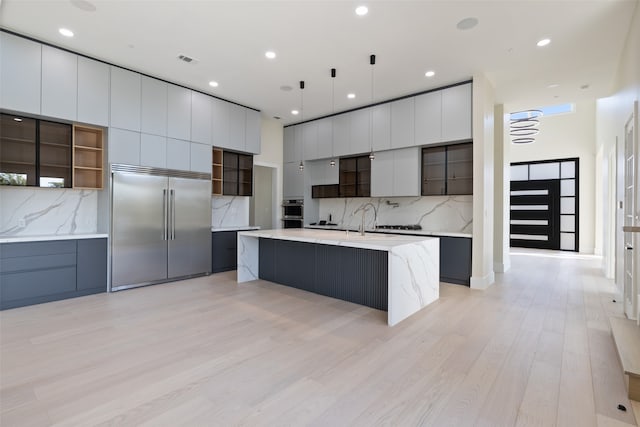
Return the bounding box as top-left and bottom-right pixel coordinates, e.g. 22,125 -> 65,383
510,109 -> 543,144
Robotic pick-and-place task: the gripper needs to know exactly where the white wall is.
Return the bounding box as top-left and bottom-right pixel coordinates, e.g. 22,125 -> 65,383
509,99 -> 597,253
596,0 -> 640,289
471,72 -> 495,289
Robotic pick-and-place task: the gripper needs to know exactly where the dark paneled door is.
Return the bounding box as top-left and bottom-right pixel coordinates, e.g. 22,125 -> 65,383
510,179 -> 560,249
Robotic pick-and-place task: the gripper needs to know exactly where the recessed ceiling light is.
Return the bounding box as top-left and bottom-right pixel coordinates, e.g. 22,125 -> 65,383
580,84 -> 590,90
347,93 -> 356,99
456,17 -> 478,30
209,81 -> 219,87
537,38 -> 551,47
291,110 -> 299,115
13,117 -> 23,122
355,5 -> 368,16
265,51 -> 276,59
280,85 -> 293,92
547,83 -> 560,88
59,28 -> 74,37
425,70 -> 435,78
273,116 -> 281,120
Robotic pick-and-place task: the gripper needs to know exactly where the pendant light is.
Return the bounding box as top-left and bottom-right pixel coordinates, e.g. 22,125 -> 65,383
330,68 -> 337,167
368,54 -> 376,161
298,80 -> 305,171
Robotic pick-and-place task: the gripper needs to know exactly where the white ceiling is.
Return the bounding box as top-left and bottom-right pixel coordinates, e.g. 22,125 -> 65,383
0,0 -> 637,125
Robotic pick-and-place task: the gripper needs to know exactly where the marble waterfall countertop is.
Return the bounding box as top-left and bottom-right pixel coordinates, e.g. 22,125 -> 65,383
211,226 -> 260,232
0,233 -> 109,244
239,228 -> 438,251
305,224 -> 472,239
237,228 -> 440,326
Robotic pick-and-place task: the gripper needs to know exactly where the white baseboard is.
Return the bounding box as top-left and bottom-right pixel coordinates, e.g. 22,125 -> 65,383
470,271 -> 495,290
494,260 -> 511,273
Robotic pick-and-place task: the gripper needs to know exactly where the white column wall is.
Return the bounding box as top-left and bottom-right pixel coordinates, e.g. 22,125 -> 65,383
493,104 -> 510,273
471,73 -> 496,289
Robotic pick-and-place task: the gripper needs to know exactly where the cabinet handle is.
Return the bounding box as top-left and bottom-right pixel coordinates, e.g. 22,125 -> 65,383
626,245 -> 634,250
170,189 -> 176,240
162,189 -> 168,241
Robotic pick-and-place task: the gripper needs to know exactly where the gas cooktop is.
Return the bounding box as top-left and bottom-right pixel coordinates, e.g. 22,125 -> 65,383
376,224 -> 423,231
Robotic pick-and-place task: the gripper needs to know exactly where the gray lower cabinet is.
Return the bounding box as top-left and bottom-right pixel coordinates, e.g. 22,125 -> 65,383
439,236 -> 472,286
258,238 -> 388,311
0,238 -> 107,310
211,231 -> 238,273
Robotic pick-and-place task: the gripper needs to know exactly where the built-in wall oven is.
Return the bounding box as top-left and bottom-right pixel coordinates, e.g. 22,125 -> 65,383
282,199 -> 303,228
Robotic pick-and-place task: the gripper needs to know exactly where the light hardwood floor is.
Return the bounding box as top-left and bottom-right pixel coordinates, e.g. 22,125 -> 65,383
1,248 -> 638,426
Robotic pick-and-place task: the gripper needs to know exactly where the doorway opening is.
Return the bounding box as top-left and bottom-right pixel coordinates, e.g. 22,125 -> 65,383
250,164 -> 277,230
510,158 -> 579,251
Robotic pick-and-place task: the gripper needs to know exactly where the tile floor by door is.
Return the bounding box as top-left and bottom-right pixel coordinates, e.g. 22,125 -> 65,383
0,248 -> 638,426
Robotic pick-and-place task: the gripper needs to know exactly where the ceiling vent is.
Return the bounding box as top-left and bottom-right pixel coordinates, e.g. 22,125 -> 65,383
177,54 -> 198,64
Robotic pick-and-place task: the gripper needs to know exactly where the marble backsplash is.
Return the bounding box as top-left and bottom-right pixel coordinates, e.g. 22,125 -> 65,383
212,196 -> 250,228
318,195 -> 473,233
0,187 -> 98,236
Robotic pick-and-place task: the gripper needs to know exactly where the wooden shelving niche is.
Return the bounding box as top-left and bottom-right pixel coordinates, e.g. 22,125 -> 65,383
73,125 -> 104,189
212,147 -> 223,195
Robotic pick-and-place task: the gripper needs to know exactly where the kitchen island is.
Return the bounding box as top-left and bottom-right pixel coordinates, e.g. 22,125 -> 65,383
237,229 -> 439,326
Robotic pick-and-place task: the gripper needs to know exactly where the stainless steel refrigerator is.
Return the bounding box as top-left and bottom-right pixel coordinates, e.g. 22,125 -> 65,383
110,164 -> 211,291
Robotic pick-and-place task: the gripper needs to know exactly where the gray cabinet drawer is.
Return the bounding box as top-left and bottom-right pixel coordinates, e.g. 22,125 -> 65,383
1,267 -> 77,303
0,240 -> 76,258
1,253 -> 76,273
77,239 -> 107,291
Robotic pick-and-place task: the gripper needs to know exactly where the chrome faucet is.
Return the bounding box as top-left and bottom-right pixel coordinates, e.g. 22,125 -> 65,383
353,202 -> 378,236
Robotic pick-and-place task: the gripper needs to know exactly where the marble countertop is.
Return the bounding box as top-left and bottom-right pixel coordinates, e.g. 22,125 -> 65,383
238,228 -> 437,251
0,233 -> 109,244
305,225 -> 472,239
211,226 -> 260,232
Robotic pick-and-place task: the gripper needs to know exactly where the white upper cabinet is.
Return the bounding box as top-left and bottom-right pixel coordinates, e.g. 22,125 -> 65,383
245,109 -> 261,154
371,103 -> 391,151
109,128 -> 140,166
228,103 -> 246,151
167,84 -> 191,141
316,117 -> 333,160
283,161 -> 304,200
141,76 -> 168,137
307,159 -> 338,185
333,114 -> 351,157
190,91 -> 213,145
1,32 -> 41,115
371,147 -> 420,197
302,121 -> 318,161
41,46 -> 77,121
414,91 -> 442,146
110,67 -> 141,131
190,142 -> 211,173
393,147 -> 420,196
77,57 -> 109,126
166,138 -> 191,171
390,97 -> 415,149
442,83 -> 472,142
212,97 -> 230,150
140,133 -> 167,168
370,150 -> 394,197
283,126 -> 296,163
350,109 -> 371,155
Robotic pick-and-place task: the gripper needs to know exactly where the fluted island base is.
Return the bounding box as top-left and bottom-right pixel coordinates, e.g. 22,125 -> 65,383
237,229 -> 439,326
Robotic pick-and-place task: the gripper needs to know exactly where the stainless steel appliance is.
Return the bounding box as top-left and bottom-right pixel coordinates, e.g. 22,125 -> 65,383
110,164 -> 211,291
282,199 -> 303,228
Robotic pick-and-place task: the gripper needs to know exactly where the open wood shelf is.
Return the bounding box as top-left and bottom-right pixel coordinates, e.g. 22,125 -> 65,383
212,147 -> 223,195
73,125 -> 104,189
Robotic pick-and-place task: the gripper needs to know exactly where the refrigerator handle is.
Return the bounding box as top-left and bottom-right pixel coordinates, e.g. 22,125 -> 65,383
170,189 -> 176,240
162,189 -> 168,241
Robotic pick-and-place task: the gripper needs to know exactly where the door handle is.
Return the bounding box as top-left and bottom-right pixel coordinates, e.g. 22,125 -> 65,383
626,245 -> 634,250
170,189 -> 176,240
162,189 -> 168,240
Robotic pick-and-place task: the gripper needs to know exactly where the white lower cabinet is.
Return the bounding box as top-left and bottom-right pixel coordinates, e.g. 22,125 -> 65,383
371,147 -> 420,197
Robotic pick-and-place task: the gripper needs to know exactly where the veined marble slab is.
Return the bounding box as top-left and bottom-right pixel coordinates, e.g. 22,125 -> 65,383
0,233 -> 108,244
212,196 -> 250,228
211,226 -> 260,232
237,229 -> 439,326
0,187 -> 98,237
305,225 -> 472,239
